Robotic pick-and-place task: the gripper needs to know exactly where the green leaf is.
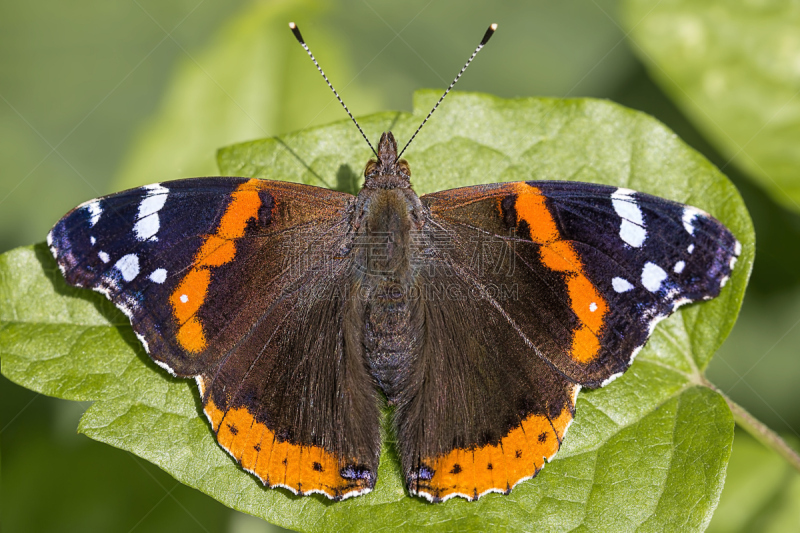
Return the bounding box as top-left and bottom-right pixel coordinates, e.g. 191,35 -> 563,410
1,91 -> 753,531
112,0 -> 383,191
621,0 -> 800,213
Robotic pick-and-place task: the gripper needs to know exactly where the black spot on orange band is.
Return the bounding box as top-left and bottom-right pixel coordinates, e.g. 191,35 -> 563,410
411,400 -> 574,502
203,398 -> 373,499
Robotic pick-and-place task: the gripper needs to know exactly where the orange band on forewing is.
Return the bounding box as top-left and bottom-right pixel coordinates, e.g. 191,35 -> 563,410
171,270 -> 210,323
511,183 -> 608,364
417,403 -> 573,501
170,179 -> 264,353
539,240 -> 580,272
205,399 -> 370,498
512,183 -> 560,243
176,318 -> 206,353
197,236 -> 236,267
217,181 -> 262,239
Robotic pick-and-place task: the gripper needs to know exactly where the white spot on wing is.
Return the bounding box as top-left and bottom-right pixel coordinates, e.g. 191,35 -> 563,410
90,236 -> 96,246
180,294 -> 188,303
98,251 -> 110,263
134,214 -> 160,241
682,207 -> 700,234
149,268 -> 167,284
589,302 -> 598,312
619,220 -> 646,248
642,262 -> 667,292
612,277 -> 634,293
687,244 -> 695,254
674,261 -> 686,274
734,240 -> 742,256
134,184 -> 169,241
114,254 -> 140,282
85,201 -> 102,227
611,188 -> 647,248
139,185 -> 169,216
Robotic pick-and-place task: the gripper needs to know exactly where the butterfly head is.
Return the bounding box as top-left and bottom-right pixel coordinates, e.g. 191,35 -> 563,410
364,132 -> 411,189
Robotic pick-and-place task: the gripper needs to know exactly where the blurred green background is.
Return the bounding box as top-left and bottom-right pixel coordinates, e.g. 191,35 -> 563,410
2,0 -> 799,531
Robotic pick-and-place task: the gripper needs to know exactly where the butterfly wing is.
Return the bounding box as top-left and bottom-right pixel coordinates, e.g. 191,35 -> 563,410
396,180 -> 739,502
423,180 -> 740,386
49,178 -> 381,499
395,268 -> 579,502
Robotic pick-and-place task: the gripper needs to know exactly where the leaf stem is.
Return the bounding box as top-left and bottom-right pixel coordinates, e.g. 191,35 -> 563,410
702,377 -> 800,474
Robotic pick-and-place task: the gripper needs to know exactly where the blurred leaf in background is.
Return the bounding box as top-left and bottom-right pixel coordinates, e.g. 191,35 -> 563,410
622,0 -> 800,214
708,431 -> 800,533
1,392 -> 234,532
0,0 -> 250,253
113,0 -> 383,190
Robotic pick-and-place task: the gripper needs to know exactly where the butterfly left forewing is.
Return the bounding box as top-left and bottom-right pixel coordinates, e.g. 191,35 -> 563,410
49,178 -> 347,374
49,178 -> 260,373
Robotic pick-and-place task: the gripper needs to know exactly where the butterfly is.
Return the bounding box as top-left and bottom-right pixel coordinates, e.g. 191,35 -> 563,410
47,23 -> 740,503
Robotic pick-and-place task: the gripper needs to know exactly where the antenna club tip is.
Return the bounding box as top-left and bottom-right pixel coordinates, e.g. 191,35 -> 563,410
481,24 -> 498,45
289,22 -> 304,44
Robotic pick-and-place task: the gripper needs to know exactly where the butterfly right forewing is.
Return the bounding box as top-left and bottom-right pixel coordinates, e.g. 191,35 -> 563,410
422,181 -> 740,387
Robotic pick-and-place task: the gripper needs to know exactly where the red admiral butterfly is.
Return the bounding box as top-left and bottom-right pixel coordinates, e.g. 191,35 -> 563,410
48,24 -> 740,503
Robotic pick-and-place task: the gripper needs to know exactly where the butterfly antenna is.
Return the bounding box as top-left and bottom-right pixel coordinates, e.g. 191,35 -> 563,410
398,23 -> 497,159
289,22 -> 377,157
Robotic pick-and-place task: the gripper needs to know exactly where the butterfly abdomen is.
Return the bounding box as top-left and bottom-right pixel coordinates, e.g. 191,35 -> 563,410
363,281 -> 423,402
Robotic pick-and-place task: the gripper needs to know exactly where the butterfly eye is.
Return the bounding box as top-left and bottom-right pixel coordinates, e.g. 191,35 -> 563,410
397,160 -> 411,178
364,160 -> 378,177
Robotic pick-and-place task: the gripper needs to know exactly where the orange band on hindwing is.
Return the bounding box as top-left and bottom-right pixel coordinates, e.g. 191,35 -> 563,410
205,398 -> 372,499
509,183 -> 608,364
414,403 -> 574,502
170,179 -> 263,353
